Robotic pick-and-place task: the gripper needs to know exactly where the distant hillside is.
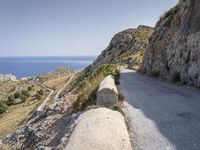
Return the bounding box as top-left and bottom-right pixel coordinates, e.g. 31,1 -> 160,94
37,67 -> 75,82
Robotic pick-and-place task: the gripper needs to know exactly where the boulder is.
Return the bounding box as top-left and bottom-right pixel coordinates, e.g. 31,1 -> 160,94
96,75 -> 118,107
65,108 -> 132,150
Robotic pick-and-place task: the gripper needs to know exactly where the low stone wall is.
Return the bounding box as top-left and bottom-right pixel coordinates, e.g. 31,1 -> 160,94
65,108 -> 132,150
96,75 -> 118,107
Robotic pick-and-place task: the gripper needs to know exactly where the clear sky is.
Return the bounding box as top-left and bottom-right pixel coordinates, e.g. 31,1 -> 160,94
0,0 -> 178,56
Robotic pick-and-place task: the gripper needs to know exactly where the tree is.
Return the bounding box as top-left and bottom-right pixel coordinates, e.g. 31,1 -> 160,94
14,91 -> 21,99
20,95 -> 27,102
37,89 -> 44,95
6,95 -> 15,106
21,90 -> 30,97
35,93 -> 42,100
28,86 -> 33,91
0,103 -> 8,114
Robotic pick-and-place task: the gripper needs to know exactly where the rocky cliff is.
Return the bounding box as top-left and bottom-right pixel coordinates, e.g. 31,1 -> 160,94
91,26 -> 154,70
142,0 -> 200,87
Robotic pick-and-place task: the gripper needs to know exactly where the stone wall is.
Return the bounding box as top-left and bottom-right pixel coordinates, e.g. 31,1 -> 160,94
96,75 -> 118,107
65,108 -> 132,150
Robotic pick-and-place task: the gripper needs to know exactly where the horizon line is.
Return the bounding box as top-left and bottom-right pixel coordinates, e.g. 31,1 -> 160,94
0,55 -> 97,57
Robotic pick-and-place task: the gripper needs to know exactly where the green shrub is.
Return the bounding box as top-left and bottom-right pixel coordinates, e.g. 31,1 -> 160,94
114,69 -> 120,85
37,89 -> 44,95
164,6 -> 178,19
73,94 -> 87,112
21,90 -> 30,97
14,91 -> 21,99
35,93 -> 42,100
167,71 -> 180,83
6,95 -> 15,106
150,71 -> 160,78
20,95 -> 28,102
28,86 -> 33,91
112,105 -> 124,116
163,5 -> 179,27
0,103 -> 8,114
118,92 -> 125,103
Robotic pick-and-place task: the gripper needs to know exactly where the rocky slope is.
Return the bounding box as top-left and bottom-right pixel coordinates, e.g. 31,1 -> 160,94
142,0 -> 200,87
37,67 -> 75,82
91,25 -> 154,70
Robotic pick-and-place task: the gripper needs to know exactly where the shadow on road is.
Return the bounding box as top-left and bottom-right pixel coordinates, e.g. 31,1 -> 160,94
120,69 -> 200,150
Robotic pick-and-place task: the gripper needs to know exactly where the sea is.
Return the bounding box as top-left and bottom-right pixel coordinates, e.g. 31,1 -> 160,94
0,56 -> 96,79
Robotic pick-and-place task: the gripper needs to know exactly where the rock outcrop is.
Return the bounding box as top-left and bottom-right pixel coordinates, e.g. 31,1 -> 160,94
65,108 -> 132,150
96,75 -> 118,107
90,26 -> 154,71
142,0 -> 200,87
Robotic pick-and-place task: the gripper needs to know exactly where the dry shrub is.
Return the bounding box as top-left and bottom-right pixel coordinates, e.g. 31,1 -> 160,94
167,71 -> 180,83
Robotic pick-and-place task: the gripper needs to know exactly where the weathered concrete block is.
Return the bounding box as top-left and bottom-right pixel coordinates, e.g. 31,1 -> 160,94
96,75 -> 118,107
65,108 -> 132,150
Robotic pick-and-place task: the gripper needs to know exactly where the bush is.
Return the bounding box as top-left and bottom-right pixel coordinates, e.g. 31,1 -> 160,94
37,89 -> 44,95
35,93 -> 42,100
114,70 -> 120,85
164,6 -> 178,19
14,91 -> 21,99
118,93 -> 125,103
73,94 -> 87,112
20,95 -> 27,102
52,86 -> 56,91
21,90 -> 31,97
150,71 -> 160,78
0,103 -> 8,114
167,71 -> 180,83
6,95 -> 15,106
28,86 -> 33,91
163,5 -> 179,27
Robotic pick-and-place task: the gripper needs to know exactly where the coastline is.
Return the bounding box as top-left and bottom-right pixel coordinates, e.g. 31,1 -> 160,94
0,56 -> 95,79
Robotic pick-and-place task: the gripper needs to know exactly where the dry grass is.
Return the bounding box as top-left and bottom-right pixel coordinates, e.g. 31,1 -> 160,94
0,81 -> 16,102
44,76 -> 70,91
0,84 -> 48,139
167,71 -> 181,83
73,64 -> 120,112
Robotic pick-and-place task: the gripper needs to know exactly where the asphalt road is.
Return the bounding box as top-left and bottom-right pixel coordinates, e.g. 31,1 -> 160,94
120,69 -> 200,150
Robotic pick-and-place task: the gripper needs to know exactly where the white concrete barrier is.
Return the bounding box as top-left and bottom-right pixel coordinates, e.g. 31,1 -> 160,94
65,108 -> 132,150
96,75 -> 118,107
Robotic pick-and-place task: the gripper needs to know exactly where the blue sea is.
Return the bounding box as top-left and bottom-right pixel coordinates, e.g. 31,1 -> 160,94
0,56 -> 96,79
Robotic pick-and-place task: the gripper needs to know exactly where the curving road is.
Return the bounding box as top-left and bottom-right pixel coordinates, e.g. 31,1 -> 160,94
120,69 -> 200,150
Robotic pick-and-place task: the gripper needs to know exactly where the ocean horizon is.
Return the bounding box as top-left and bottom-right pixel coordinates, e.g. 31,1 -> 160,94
0,56 -> 96,79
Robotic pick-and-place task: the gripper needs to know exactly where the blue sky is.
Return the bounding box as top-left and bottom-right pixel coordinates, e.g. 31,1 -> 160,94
0,0 -> 178,56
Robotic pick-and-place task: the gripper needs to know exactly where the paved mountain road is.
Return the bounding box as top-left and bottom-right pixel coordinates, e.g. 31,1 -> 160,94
120,69 -> 200,150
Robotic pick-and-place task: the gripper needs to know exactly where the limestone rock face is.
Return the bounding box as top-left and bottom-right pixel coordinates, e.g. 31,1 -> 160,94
142,0 -> 200,87
90,26 -> 154,71
96,75 -> 118,107
65,108 -> 132,150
